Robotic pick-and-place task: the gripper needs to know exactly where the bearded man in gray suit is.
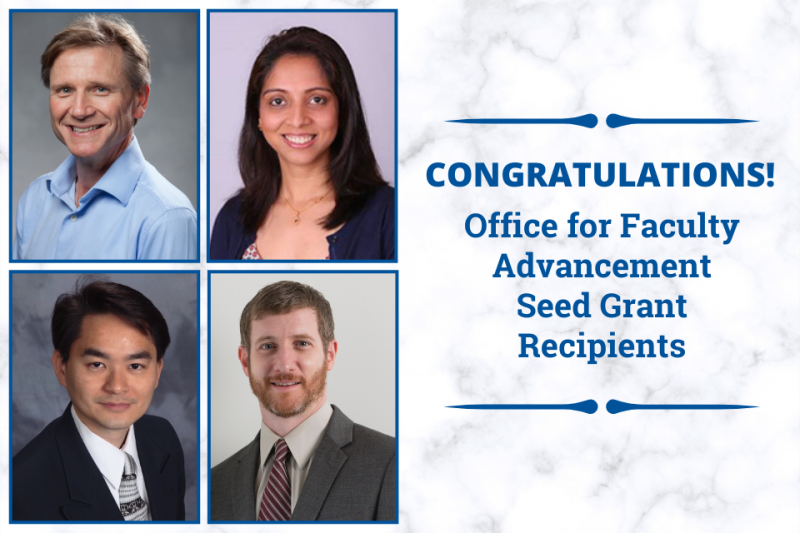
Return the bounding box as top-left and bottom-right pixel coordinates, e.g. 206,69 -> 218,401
210,281 -> 396,522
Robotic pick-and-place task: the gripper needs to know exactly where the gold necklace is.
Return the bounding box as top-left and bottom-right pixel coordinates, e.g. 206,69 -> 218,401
282,188 -> 333,225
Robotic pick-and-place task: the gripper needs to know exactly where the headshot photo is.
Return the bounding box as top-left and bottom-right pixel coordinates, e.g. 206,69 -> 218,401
11,272 -> 199,521
208,11 -> 396,261
209,272 -> 397,522
10,11 -> 199,261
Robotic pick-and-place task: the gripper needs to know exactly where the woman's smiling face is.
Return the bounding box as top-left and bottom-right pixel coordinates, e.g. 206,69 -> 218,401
258,54 -> 339,172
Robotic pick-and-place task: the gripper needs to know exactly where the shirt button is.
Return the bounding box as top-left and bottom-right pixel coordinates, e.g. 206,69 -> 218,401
70,215 -> 77,222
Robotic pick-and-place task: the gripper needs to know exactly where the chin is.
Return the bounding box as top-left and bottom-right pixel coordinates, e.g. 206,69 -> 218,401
266,395 -> 309,418
275,150 -> 330,168
268,404 -> 307,418
65,143 -> 102,159
98,414 -> 137,430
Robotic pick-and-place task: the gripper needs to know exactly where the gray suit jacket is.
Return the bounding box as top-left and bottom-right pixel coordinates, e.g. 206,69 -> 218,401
210,406 -> 395,522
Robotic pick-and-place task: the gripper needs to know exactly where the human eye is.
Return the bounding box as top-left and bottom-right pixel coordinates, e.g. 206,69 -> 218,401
88,361 -> 104,369
54,86 -> 71,96
259,342 -> 275,350
309,95 -> 327,105
130,363 -> 144,370
268,96 -> 286,106
96,86 -> 109,94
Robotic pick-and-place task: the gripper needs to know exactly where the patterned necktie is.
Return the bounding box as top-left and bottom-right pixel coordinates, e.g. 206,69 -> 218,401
119,452 -> 149,521
258,438 -> 292,521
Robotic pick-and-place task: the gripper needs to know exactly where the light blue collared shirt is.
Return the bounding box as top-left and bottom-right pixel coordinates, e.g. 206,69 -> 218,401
14,137 -> 197,260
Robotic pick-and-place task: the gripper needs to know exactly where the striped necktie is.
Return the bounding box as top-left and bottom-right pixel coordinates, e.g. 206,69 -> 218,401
258,438 -> 292,521
119,452 -> 149,521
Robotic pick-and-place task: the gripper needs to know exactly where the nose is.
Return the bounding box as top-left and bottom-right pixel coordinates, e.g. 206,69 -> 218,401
103,367 -> 128,395
287,104 -> 310,128
70,91 -> 95,120
274,345 -> 298,374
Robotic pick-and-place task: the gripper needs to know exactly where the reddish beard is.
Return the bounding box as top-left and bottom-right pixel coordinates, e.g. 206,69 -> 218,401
249,365 -> 327,418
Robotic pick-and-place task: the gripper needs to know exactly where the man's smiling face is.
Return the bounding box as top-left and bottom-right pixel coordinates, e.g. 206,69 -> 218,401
53,313 -> 162,447
240,308 -> 336,420
48,45 -> 148,172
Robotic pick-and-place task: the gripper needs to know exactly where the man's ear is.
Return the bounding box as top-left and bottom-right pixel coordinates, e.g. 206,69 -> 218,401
238,346 -> 251,378
154,358 -> 163,389
132,84 -> 150,120
325,340 -> 338,371
52,350 -> 68,388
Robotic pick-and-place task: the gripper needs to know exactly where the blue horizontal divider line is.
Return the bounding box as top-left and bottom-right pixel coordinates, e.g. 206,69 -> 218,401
448,114 -> 598,129
606,113 -> 757,128
446,401 -> 756,415
447,114 -> 755,129
447,400 -> 598,414
606,399 -> 757,414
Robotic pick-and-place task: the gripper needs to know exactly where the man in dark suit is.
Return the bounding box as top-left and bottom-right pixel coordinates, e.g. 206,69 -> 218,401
210,281 -> 396,522
13,279 -> 185,521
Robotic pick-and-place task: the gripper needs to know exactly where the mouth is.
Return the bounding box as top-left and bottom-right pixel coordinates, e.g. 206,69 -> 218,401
282,134 -> 316,148
99,402 -> 133,412
271,380 -> 302,388
70,125 -> 103,133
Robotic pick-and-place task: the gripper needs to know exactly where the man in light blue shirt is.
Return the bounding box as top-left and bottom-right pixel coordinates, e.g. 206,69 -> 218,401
13,14 -> 196,260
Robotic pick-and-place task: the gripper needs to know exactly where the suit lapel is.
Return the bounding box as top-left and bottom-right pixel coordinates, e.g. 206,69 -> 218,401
232,435 -> 260,520
291,406 -> 353,521
136,421 -> 173,520
55,407 -> 123,521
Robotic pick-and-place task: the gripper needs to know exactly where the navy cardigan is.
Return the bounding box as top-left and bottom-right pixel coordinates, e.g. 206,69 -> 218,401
210,186 -> 395,260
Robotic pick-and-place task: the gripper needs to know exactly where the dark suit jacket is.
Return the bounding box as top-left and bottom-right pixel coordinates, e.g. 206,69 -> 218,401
12,404 -> 186,521
210,405 -> 396,521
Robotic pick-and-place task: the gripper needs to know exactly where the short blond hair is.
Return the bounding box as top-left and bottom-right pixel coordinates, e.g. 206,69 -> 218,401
40,13 -> 151,90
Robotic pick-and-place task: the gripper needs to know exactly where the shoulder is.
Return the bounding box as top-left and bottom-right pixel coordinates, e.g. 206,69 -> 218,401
12,413 -> 73,509
134,415 -> 184,460
214,193 -> 244,227
210,433 -> 258,485
367,185 -> 395,208
17,172 -> 56,210
210,434 -> 258,521
20,171 -> 55,195
133,161 -> 196,215
211,192 -> 252,259
357,185 -> 395,220
350,423 -> 396,460
332,186 -> 396,260
135,414 -> 180,442
12,416 -> 71,520
329,406 -> 395,461
13,416 -> 62,473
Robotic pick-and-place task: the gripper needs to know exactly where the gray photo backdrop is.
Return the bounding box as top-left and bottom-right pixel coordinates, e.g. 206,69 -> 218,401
11,11 -> 199,240
11,272 -> 198,520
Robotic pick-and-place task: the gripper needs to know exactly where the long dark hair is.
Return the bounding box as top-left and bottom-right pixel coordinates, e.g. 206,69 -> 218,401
238,26 -> 387,232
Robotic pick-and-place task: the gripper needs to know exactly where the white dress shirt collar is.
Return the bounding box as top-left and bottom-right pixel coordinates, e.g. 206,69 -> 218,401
70,405 -> 151,518
259,402 -> 333,469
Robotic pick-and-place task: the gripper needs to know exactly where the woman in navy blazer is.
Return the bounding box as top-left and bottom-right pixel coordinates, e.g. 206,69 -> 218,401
210,27 -> 395,261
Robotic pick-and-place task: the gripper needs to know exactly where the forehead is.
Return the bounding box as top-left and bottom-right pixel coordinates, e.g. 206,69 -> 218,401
72,313 -> 155,355
50,45 -> 126,83
263,54 -> 331,89
250,308 -> 320,340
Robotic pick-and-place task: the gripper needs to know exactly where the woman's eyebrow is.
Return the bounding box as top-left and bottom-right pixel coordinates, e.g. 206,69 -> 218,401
262,86 -> 333,96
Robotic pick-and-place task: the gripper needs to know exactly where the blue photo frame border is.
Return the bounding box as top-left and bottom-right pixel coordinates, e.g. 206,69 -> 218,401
7,9 -> 202,264
7,269 -> 202,524
206,268 -> 400,524
205,9 -> 399,264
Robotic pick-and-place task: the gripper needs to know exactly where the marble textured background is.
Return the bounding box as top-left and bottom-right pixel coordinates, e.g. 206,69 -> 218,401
0,0 -> 798,531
